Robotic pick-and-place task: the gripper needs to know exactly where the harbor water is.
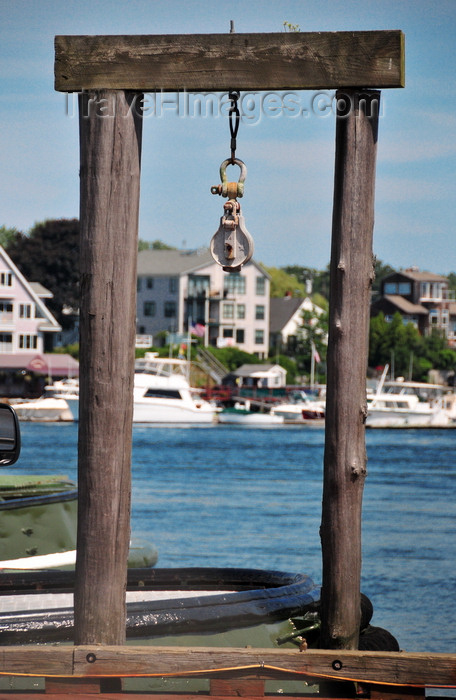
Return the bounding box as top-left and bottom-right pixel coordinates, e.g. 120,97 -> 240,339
7,422 -> 456,654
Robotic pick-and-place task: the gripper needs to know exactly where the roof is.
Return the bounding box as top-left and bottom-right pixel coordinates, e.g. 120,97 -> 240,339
0,353 -> 79,375
269,297 -> 307,333
233,363 -> 285,378
380,295 -> 429,315
137,248 -> 269,277
385,269 -> 448,283
137,249 -> 214,275
30,282 -> 53,299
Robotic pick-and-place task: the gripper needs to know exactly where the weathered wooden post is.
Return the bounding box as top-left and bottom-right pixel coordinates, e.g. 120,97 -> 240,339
74,90 -> 143,644
320,89 -> 380,649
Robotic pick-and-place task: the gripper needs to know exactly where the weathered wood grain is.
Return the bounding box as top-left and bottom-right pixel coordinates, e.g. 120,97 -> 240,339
55,31 -> 405,92
75,89 -> 143,644
0,647 -> 455,687
320,90 -> 380,648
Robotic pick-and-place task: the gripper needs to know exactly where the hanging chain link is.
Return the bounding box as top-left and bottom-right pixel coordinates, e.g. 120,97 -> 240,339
228,90 -> 240,163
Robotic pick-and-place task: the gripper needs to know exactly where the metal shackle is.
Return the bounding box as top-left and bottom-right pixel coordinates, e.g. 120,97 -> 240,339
210,158 -> 247,198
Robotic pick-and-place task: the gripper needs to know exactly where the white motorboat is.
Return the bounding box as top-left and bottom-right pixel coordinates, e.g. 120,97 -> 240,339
271,390 -> 325,422
11,378 -> 79,422
67,353 -> 217,424
133,355 -> 217,424
366,367 -> 455,428
12,396 -> 73,422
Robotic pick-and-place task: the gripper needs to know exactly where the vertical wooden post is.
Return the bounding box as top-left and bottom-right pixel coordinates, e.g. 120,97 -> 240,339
74,90 -> 143,644
320,89 -> 380,649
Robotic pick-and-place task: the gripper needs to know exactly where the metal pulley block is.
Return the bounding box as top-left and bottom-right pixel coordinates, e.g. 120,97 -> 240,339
210,198 -> 254,273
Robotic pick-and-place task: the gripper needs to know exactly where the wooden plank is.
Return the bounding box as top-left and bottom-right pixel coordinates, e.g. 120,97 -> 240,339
74,89 -> 143,644
1,647 -> 455,688
320,90 -> 380,649
55,31 -> 405,92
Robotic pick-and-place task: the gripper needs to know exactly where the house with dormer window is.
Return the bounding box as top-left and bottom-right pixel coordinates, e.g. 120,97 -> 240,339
371,268 -> 456,346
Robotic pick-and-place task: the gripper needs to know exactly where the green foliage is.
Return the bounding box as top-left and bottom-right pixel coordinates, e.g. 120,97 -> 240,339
283,21 -> 300,32
447,272 -> 456,292
5,218 -> 80,329
369,313 -> 456,380
0,225 -> 20,249
270,353 -> 298,384
282,264 -> 330,300
203,346 -> 262,373
52,343 -> 79,359
264,266 -> 306,298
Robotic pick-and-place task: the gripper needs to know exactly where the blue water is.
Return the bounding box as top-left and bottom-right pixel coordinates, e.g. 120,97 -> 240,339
6,423 -> 456,653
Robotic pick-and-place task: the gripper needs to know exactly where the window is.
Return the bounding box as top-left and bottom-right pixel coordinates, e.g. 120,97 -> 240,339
169,277 -> 178,293
188,275 -> 210,296
144,388 -> 182,399
19,334 -> 38,349
0,302 -> 13,316
236,329 -> 245,343
255,329 -> 264,345
0,272 -> 12,287
222,303 -> 234,319
0,333 -> 12,350
398,283 -> 411,295
164,301 -> 177,318
384,282 -> 397,294
236,304 -> 245,319
144,301 -> 156,317
223,328 -> 233,338
256,276 -> 265,295
137,278 -> 142,292
255,305 -> 265,320
224,273 -> 245,294
19,303 -> 33,319
146,277 -> 154,289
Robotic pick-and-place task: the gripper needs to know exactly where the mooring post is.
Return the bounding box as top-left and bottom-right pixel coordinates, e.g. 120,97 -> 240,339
320,89 -> 380,650
74,90 -> 143,644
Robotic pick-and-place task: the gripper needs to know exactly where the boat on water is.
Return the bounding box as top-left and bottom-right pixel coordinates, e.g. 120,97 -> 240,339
0,404 -> 157,571
366,366 -> 456,428
65,353 -> 218,424
270,390 -> 326,422
11,378 -> 79,422
217,405 -> 284,425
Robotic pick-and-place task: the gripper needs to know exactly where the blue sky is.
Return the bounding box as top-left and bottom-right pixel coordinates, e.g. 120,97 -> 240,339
1,0 -> 455,274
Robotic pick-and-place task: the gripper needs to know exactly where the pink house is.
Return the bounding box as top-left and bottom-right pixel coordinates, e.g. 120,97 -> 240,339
0,246 -> 78,395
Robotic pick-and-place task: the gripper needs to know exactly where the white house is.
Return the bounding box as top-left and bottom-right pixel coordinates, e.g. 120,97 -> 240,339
269,296 -> 325,352
0,246 -> 61,355
136,248 -> 271,358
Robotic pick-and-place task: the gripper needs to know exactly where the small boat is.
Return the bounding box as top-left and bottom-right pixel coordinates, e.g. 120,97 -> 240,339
271,390 -> 325,422
366,366 -> 455,428
11,378 -> 79,422
0,404 -> 157,571
0,567 -> 398,652
217,406 -> 284,425
66,353 -> 218,424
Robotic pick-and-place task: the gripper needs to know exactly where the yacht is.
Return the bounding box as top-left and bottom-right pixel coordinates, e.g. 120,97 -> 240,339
366,367 -> 455,428
66,354 -> 217,424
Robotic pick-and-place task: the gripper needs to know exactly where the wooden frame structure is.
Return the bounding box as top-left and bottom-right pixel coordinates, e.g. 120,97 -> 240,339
3,28 -> 454,699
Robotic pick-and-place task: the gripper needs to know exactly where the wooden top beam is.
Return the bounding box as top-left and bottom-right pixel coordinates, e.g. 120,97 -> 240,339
1,646 -> 454,687
54,31 -> 405,92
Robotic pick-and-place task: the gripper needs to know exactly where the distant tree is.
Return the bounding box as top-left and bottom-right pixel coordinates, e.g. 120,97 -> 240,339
6,218 -> 80,329
0,225 -> 20,249
447,272 -> 456,292
264,266 -> 306,298
282,264 -> 331,300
